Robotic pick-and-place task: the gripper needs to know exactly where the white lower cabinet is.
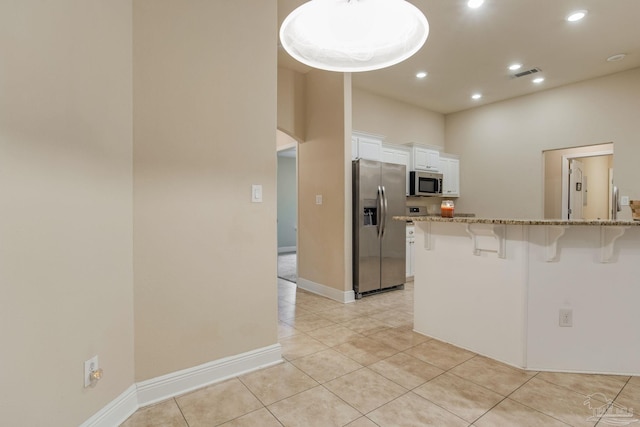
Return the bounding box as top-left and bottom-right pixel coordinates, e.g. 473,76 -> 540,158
406,224 -> 415,279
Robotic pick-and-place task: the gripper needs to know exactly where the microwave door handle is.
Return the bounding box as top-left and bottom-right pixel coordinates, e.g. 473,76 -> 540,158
380,185 -> 387,239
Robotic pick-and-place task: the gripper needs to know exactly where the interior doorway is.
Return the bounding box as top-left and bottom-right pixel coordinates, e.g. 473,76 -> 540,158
543,143 -> 613,220
568,158 -> 584,219
277,130 -> 298,283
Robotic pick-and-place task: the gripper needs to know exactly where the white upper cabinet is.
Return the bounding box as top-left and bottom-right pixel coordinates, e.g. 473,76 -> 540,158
439,155 -> 460,197
352,131 -> 383,161
381,144 -> 410,166
410,145 -> 440,171
382,144 -> 411,194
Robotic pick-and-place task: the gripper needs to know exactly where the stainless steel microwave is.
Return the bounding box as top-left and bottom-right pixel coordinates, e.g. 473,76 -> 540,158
409,171 -> 443,196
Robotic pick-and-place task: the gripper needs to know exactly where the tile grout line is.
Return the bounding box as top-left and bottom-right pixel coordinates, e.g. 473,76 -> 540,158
172,397 -> 191,427
593,375 -> 633,427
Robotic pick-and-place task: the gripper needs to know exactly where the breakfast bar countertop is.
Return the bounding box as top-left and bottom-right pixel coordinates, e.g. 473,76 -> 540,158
394,216 -> 640,226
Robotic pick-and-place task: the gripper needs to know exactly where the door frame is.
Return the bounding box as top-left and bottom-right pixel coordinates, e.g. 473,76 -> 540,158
560,149 -> 613,219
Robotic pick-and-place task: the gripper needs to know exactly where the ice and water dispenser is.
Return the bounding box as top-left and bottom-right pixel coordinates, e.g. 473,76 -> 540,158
363,199 -> 378,226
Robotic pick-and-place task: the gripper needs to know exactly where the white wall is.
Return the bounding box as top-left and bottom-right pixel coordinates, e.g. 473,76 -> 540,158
0,1 -> 134,425
446,68 -> 640,219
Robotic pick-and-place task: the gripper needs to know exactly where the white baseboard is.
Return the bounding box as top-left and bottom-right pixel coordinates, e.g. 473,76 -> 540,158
81,344 -> 282,427
137,343 -> 282,406
297,277 -> 355,303
278,246 -> 296,254
79,385 -> 138,427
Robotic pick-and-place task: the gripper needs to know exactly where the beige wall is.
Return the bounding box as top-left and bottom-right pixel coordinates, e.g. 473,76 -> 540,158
133,0 -> 278,381
298,70 -> 351,292
446,68 -> 640,219
278,67 -> 307,142
277,129 -> 298,150
353,88 -> 445,148
0,1 -> 134,425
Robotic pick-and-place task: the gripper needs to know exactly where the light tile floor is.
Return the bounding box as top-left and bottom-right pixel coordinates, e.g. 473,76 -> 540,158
121,279 -> 639,426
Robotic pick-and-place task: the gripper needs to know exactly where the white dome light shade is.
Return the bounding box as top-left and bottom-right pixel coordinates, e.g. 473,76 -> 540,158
279,0 -> 429,73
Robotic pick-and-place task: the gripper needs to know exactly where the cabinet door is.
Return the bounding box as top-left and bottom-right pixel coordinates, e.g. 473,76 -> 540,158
382,146 -> 411,195
426,150 -> 440,171
412,147 -> 429,170
357,136 -> 382,161
412,147 -> 440,171
406,226 -> 415,278
381,147 -> 400,164
440,157 -> 460,197
448,158 -> 460,196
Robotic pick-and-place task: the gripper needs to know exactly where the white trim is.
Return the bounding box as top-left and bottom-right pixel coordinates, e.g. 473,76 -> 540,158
79,385 -> 138,427
80,344 -> 282,427
137,344 -> 282,407
297,277 -> 356,303
278,246 -> 296,254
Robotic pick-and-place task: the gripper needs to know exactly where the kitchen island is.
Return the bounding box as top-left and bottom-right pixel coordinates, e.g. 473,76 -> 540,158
394,216 -> 640,376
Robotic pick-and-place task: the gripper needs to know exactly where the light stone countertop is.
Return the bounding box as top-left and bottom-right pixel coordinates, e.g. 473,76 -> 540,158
394,216 -> 640,226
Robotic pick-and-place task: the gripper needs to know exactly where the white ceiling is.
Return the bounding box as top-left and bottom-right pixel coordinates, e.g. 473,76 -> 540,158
277,0 -> 640,114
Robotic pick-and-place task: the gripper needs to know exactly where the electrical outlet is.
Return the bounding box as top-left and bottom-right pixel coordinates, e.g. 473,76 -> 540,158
84,355 -> 99,388
559,308 -> 573,327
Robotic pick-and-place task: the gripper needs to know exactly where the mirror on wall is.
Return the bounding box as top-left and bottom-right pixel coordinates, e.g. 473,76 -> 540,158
543,143 -> 613,220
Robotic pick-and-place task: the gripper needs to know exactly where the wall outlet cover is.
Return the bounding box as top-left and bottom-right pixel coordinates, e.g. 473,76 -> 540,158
84,355 -> 99,388
559,308 -> 573,327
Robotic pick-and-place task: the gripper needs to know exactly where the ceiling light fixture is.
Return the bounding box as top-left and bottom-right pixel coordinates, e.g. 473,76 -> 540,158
467,0 -> 485,8
532,77 -> 545,84
566,10 -> 588,22
279,0 -> 429,73
508,63 -> 522,71
607,53 -> 627,62
416,71 -> 428,78
471,93 -> 482,100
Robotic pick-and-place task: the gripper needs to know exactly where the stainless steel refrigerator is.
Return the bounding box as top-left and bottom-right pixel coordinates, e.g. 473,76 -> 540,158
353,159 -> 406,299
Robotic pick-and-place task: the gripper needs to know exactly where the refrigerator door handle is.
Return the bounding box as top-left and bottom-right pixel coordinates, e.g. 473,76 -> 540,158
377,185 -> 383,238
380,185 -> 388,239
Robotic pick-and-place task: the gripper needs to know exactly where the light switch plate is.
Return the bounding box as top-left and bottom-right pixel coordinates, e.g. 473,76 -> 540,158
316,195 -> 323,205
251,185 -> 262,203
621,196 -> 630,206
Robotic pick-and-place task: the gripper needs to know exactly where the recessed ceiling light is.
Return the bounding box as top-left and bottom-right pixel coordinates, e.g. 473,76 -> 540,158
606,53 -> 626,62
471,93 -> 482,100
508,63 -> 522,71
467,0 -> 485,9
532,77 -> 545,84
566,10 -> 588,22
416,71 -> 428,78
